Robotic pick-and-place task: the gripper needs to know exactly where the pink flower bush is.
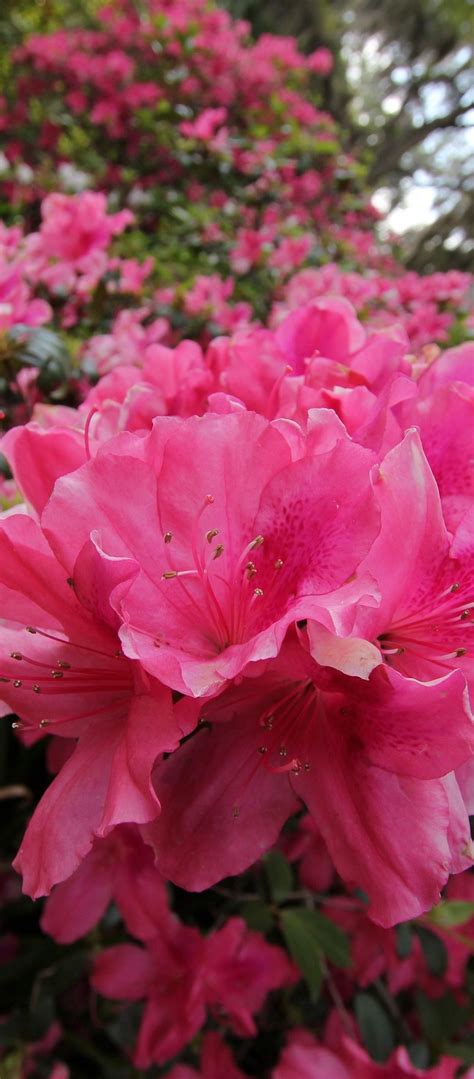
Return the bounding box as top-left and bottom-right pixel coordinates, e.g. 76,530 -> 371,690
0,0 -> 473,1074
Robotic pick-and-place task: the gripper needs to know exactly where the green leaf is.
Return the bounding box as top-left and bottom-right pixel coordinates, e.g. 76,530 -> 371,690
307,908 -> 351,969
415,990 -> 469,1046
396,922 -> 412,959
354,992 -> 395,1062
263,850 -> 294,903
280,909 -> 323,1000
414,926 -> 447,977
241,901 -> 274,934
445,1042 -> 474,1065
407,1042 -> 431,1068
427,900 -> 474,928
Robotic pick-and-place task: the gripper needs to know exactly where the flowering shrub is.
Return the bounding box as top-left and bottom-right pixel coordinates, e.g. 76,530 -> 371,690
0,0 -> 473,1076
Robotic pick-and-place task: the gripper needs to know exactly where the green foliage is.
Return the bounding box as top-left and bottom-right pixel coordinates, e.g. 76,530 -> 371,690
354,992 -> 396,1062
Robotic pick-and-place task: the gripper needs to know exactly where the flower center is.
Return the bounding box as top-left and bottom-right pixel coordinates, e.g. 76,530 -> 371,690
159,494 -> 286,651
379,578 -> 473,675
0,625 -> 131,734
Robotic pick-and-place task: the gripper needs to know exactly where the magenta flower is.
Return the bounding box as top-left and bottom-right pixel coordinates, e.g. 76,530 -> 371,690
41,825 -> 168,944
145,632 -> 472,924
0,513 -> 183,898
92,915 -> 295,1067
272,1028 -> 469,1078
41,410 -> 381,697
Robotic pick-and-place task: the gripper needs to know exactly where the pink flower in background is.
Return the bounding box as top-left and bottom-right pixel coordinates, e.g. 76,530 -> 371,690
307,47 -> 334,76
180,107 -> 228,141
41,825 -> 168,943
167,1032 -> 246,1079
27,191 -> 133,264
272,1028 -> 471,1078
92,915 -> 295,1067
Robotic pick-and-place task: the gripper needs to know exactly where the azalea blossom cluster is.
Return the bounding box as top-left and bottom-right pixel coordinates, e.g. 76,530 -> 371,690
1,290 -> 473,1073
0,189 -> 471,436
1,0 -> 474,1075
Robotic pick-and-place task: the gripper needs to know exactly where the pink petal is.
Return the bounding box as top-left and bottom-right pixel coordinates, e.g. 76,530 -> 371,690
145,715 -> 298,890
92,943 -> 154,1000
41,845 -> 112,942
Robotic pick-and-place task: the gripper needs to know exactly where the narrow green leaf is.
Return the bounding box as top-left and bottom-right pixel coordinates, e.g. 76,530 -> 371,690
263,850 -> 294,903
354,992 -> 395,1062
281,909 -> 323,1001
241,901 -> 274,934
396,922 -> 412,959
414,926 -> 447,977
428,900 -> 474,928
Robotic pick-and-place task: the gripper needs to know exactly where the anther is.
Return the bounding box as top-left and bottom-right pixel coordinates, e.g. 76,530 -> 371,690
455,648 -> 467,657
460,611 -> 471,621
274,558 -> 284,569
246,561 -> 257,578
13,680 -> 22,688
451,583 -> 461,593
10,652 -> 22,661
250,535 -> 264,550
57,661 -> 71,669
232,805 -> 240,818
279,746 -> 287,758
212,544 -> 224,560
26,626 -> 37,633
164,531 -> 173,543
33,684 -> 41,693
206,529 -> 219,544
51,670 -> 63,679
0,677 -> 9,683
66,578 -> 74,587
304,762 -> 311,772
258,745 -> 268,754
11,720 -> 23,729
39,719 -> 49,728
162,571 -> 178,579
253,587 -> 264,598
205,494 -> 214,505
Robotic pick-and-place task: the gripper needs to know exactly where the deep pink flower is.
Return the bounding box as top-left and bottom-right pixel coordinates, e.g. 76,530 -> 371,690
0,513 -> 183,898
145,632 -> 472,923
41,825 -> 168,943
92,916 -> 294,1067
272,1028 -> 470,1078
167,1032 -> 246,1079
41,410 -> 381,698
343,431 -> 474,697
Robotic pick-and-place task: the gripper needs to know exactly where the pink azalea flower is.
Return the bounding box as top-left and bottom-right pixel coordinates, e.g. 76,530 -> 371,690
145,632 -> 472,923
167,1031 -> 246,1079
345,430 -> 474,696
41,825 -> 168,943
92,916 -> 294,1067
396,348 -> 474,531
40,410 -> 381,698
282,813 -> 335,893
272,1028 -> 471,1077
307,47 -> 334,76
0,513 -> 184,898
180,107 -> 228,141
